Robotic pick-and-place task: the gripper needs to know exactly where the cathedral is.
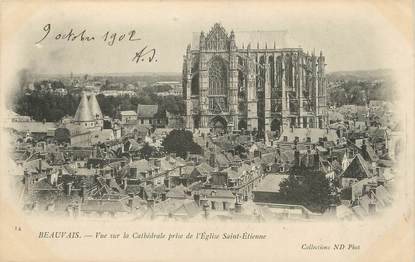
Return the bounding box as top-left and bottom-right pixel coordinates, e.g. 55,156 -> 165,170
182,23 -> 328,136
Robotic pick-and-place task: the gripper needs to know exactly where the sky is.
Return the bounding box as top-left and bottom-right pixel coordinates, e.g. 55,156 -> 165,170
2,1 -> 410,75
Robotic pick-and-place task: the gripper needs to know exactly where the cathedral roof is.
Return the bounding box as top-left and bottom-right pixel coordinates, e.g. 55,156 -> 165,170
74,92 -> 94,122
192,24 -> 299,50
88,94 -> 103,120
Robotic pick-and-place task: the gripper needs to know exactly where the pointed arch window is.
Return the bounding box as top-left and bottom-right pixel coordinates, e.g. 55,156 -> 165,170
208,58 -> 227,96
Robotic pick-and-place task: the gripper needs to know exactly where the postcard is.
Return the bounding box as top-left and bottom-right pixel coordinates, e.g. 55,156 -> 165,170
0,1 -> 413,261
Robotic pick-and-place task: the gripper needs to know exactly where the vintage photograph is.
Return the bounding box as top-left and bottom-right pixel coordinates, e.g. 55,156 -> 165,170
2,3 -> 406,223
0,1 -> 414,261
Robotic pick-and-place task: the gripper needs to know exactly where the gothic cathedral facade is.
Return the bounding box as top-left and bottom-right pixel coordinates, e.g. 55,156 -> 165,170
183,23 -> 327,135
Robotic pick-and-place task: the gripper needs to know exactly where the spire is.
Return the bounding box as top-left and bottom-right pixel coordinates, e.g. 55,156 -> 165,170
88,93 -> 103,120
74,92 -> 94,122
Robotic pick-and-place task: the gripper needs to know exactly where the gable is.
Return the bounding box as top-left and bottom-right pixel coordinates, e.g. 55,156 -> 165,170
205,23 -> 229,51
341,154 -> 372,179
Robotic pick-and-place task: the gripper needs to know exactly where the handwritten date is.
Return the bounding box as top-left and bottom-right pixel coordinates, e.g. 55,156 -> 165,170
35,24 -> 157,63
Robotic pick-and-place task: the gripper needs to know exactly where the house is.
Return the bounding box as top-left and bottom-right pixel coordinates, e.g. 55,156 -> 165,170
252,174 -> 289,203
89,129 -> 115,145
197,188 -> 236,211
9,121 -> 57,141
119,111 -> 137,124
137,104 -> 163,127
277,127 -> 338,144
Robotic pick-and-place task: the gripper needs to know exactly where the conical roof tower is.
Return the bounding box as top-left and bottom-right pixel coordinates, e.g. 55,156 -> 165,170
88,94 -> 103,120
74,92 -> 94,122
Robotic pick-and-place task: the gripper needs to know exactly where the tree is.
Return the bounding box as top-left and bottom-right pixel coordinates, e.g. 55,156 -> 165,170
279,167 -> 333,213
140,142 -> 156,160
162,129 -> 202,159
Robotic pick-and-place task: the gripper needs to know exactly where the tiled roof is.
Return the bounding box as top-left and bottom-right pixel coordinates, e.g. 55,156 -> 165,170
166,184 -> 187,199
81,199 -> 129,213
9,121 -> 57,133
253,174 -> 289,193
222,167 -> 240,180
277,128 -> 338,143
198,188 -> 235,199
90,129 -> 115,144
341,154 -> 372,179
153,199 -> 199,217
130,159 -> 152,172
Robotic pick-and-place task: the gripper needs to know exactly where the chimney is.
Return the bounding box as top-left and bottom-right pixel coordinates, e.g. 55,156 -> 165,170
24,171 -> 33,193
65,182 -> 73,196
147,198 -> 155,209
80,183 -> 87,199
328,204 -> 337,216
203,201 -> 210,219
361,140 -> 368,159
368,202 -> 376,215
200,195 -> 208,208
164,177 -> 171,189
294,148 -> 300,167
38,159 -> 42,173
121,160 -> 126,168
155,159 -> 161,168
314,151 -> 320,168
128,197 -> 134,210
235,202 -> 242,213
210,153 -> 216,168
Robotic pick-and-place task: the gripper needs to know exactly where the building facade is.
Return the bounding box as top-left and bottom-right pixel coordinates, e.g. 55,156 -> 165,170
182,23 -> 328,135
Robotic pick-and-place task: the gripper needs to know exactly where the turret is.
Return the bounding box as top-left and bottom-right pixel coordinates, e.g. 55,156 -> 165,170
200,31 -> 205,50
88,94 -> 103,127
74,92 -> 95,128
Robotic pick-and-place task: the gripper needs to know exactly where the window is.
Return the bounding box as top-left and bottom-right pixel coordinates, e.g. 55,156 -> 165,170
208,57 -> 228,112
283,136 -> 288,142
